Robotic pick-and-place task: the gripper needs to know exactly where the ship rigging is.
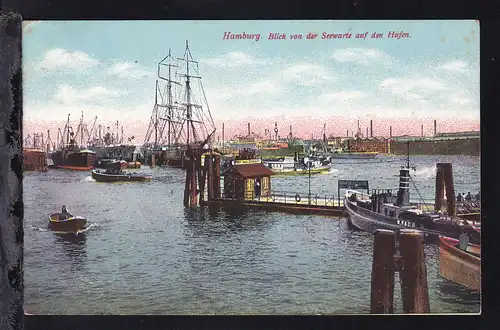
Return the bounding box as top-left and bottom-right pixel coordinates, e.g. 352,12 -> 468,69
143,41 -> 216,152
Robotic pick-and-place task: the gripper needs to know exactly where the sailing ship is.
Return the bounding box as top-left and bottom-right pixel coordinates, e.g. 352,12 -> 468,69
50,113 -> 96,170
344,142 -> 479,244
142,41 -> 216,168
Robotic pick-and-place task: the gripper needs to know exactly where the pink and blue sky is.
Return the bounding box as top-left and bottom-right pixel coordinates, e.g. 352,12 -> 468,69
23,20 -> 479,142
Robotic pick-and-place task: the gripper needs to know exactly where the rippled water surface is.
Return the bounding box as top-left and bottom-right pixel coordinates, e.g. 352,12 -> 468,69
24,154 -> 481,314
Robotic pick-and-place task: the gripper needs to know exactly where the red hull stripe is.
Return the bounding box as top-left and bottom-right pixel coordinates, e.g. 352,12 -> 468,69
56,165 -> 93,171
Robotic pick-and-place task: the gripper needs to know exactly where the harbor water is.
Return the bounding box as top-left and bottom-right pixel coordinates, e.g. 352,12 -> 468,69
24,154 -> 481,314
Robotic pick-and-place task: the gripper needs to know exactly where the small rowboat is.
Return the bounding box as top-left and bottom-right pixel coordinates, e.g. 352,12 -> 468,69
91,169 -> 152,183
439,235 -> 481,291
48,213 -> 87,233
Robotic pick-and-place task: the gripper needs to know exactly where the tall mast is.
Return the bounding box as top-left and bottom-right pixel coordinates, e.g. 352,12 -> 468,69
66,114 -> 70,146
80,111 -> 84,147
177,40 -> 202,146
167,49 -> 173,147
154,81 -> 158,147
406,140 -> 410,169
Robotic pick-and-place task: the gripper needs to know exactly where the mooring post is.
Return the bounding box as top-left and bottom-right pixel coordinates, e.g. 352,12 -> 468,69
183,156 -> 191,207
198,154 -> 206,206
190,153 -> 198,207
213,155 -> 221,199
370,229 -> 396,314
442,163 -> 456,216
435,164 -> 445,211
207,155 -> 214,202
398,229 -> 430,313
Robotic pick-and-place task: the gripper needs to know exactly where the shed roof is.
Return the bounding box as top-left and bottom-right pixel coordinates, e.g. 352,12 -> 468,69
229,163 -> 274,178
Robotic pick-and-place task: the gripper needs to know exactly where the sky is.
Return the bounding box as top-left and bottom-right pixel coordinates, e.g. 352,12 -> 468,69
23,20 -> 480,142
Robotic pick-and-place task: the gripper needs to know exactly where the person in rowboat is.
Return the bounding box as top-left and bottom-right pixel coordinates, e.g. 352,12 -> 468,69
61,205 -> 71,220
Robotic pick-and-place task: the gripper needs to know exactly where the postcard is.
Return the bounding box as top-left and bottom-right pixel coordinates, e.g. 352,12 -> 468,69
21,20 -> 480,315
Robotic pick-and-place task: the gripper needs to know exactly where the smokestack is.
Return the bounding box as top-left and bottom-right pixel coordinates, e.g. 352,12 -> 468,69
370,120 -> 373,137
347,129 -> 349,137
248,122 -> 251,137
421,124 -> 424,137
390,126 -> 392,138
290,125 -> 292,138
366,127 -> 368,138
222,123 -> 225,151
434,120 -> 437,136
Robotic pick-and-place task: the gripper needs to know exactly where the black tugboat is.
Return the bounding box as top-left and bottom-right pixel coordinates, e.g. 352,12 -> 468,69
344,143 -> 479,244
91,162 -> 152,183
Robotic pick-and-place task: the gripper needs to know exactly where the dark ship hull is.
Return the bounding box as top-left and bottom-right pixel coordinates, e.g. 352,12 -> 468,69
50,149 -> 96,170
91,169 -> 152,182
344,195 -> 477,244
343,152 -> 479,245
145,148 -> 187,168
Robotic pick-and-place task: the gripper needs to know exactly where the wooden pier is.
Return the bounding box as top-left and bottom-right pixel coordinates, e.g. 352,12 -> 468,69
183,149 -> 345,216
211,191 -> 345,216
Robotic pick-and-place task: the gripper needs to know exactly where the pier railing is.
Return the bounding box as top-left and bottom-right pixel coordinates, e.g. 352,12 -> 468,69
220,189 -> 342,207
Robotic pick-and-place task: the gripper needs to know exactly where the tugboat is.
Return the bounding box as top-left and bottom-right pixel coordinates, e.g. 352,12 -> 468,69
91,162 -> 152,183
344,142 -> 479,244
93,158 -> 128,170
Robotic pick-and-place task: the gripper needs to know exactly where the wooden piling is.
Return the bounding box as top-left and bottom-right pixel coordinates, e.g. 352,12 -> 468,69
190,154 -> 198,207
370,229 -> 396,314
398,229 -> 430,313
207,155 -> 214,202
213,155 -> 221,199
198,155 -> 206,206
435,164 -> 445,211
442,163 -> 456,216
183,156 -> 192,207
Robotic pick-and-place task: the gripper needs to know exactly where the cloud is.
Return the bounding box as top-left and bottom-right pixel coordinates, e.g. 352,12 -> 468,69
438,60 -> 469,73
449,93 -> 472,105
54,85 -> 124,105
319,91 -> 366,103
331,48 -> 392,65
39,48 -> 100,72
281,64 -> 332,86
107,62 -> 151,79
238,81 -> 281,96
201,51 -> 265,67
379,77 -> 446,95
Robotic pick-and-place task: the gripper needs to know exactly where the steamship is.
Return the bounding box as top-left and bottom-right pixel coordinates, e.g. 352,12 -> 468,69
344,144 -> 479,244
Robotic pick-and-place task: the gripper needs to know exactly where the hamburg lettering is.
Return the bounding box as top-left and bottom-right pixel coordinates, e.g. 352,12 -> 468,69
222,32 -> 261,42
